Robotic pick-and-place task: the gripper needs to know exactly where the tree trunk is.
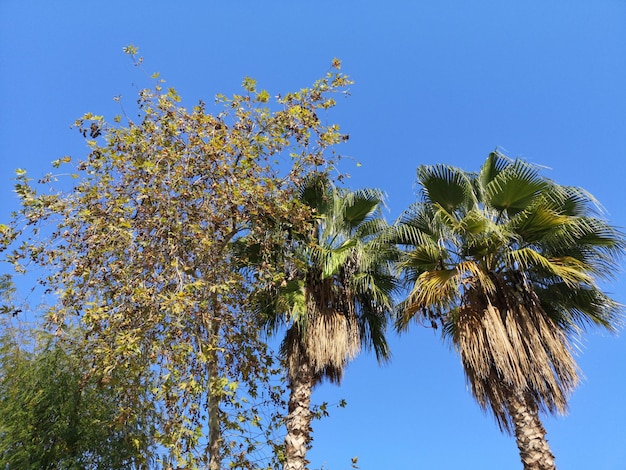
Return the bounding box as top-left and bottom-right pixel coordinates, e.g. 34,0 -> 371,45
283,358 -> 315,470
507,391 -> 556,470
207,359 -> 221,470
207,312 -> 222,470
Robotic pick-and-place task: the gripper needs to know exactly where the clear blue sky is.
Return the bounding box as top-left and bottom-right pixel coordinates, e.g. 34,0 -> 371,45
2,2 -> 625,469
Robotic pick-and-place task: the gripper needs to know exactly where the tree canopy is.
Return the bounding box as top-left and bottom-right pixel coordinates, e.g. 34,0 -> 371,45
1,52 -> 353,469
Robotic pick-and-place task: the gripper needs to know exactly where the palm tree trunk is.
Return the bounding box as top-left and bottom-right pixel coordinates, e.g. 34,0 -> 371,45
507,391 -> 556,470
283,358 -> 314,470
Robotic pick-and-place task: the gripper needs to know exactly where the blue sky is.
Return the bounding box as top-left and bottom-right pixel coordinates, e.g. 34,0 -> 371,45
1,2 -> 625,469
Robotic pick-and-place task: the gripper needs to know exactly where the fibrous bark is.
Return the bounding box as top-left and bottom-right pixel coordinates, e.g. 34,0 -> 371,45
283,358 -> 314,470
507,391 -> 556,470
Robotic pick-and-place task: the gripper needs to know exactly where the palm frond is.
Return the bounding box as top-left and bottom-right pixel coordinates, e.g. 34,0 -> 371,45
313,239 -> 358,279
450,299 -> 579,433
340,188 -> 384,227
484,159 -> 549,214
552,185 -> 604,217
458,209 -> 492,235
253,279 -> 308,334
298,172 -> 332,213
478,150 -> 510,189
356,299 -> 391,363
505,248 -> 592,286
401,269 -> 459,323
417,164 -> 475,214
507,204 -> 570,243
455,260 -> 496,295
354,218 -> 389,240
389,220 -> 435,249
400,243 -> 447,272
537,283 -> 623,332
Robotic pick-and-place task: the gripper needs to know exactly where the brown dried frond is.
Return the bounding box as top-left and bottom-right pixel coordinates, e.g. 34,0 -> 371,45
285,308 -> 360,385
305,310 -> 360,383
454,285 -> 579,433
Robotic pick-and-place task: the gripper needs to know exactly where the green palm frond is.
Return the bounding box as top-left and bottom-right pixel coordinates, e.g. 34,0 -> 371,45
431,201 -> 465,232
537,283 -> 623,332
505,248 -> 592,286
538,217 -> 624,280
417,164 -> 475,214
550,185 -> 604,217
356,300 -> 391,362
354,218 -> 389,240
567,217 -> 625,259
545,216 -> 621,248
390,217 -> 436,248
507,204 -> 570,243
401,243 -> 447,272
298,172 -> 331,213
314,239 -> 357,279
340,188 -> 384,227
351,271 -> 397,306
254,279 -> 308,333
484,158 -> 549,214
397,202 -> 442,240
280,280 -> 308,324
404,269 -> 459,316
478,150 -> 510,189
458,209 -> 492,235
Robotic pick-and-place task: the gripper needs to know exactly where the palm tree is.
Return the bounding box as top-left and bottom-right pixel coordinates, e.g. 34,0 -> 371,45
249,175 -> 398,470
395,152 -> 623,470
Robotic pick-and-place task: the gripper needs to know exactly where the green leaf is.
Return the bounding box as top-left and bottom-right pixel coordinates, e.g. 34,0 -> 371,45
418,164 -> 472,213
242,76 -> 256,93
256,89 -> 270,103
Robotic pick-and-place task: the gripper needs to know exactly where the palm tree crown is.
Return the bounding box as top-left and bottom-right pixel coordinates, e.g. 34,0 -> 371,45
258,174 -> 398,384
396,151 -> 623,432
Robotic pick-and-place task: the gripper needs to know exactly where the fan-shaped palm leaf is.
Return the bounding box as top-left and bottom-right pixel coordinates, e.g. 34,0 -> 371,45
484,158 -> 549,214
417,164 -> 475,214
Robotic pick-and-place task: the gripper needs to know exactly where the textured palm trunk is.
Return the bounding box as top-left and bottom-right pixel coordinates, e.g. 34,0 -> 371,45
283,358 -> 315,470
507,391 -> 556,470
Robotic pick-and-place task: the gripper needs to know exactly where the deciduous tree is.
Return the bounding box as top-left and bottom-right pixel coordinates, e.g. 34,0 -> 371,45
2,49 -> 352,469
